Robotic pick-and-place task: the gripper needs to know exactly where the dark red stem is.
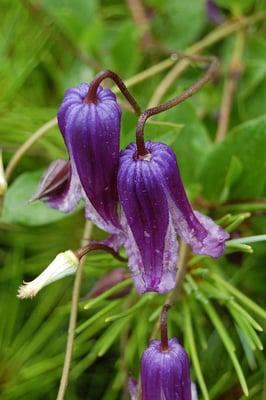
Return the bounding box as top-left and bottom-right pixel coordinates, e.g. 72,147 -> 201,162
74,243 -> 127,262
161,304 -> 171,351
84,70 -> 141,115
136,55 -> 219,157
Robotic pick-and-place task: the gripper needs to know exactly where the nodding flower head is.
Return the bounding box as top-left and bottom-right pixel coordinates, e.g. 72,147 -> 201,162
140,305 -> 192,400
17,250 -> 79,299
34,82 -> 121,234
118,141 -> 229,294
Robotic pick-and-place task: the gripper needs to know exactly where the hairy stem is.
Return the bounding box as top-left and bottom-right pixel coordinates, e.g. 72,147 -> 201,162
150,242 -> 189,340
160,304 -> 171,351
74,242 -> 126,262
84,70 -> 141,115
56,221 -> 92,400
148,11 -> 266,107
136,55 -> 219,156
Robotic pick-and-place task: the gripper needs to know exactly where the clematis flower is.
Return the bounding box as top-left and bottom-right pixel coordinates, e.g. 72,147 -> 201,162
141,338 -> 192,400
17,242 -> 125,299
140,305 -> 192,400
17,250 -> 79,299
118,141 -> 229,294
34,82 -> 121,234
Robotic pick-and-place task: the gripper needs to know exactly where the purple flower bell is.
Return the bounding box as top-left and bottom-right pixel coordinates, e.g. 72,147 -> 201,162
118,141 -> 229,294
140,305 -> 192,400
34,80 -> 121,233
141,338 -> 192,400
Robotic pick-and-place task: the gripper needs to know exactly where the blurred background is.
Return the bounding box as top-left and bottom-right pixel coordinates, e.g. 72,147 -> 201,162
0,0 -> 266,399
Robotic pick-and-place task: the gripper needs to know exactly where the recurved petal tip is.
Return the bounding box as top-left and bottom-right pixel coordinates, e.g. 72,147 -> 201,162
17,250 -> 79,300
17,282 -> 39,299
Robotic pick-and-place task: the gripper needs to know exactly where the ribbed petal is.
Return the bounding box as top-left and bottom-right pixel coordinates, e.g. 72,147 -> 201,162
57,83 -> 121,233
118,144 -> 178,294
141,338 -> 192,400
128,377 -> 138,400
148,141 -> 229,257
33,159 -> 82,213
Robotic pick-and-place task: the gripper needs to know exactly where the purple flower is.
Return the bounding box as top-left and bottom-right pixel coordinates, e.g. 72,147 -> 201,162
117,141 -> 229,294
206,0 -> 225,25
141,338 -> 192,399
31,159 -> 71,203
35,83 -> 121,233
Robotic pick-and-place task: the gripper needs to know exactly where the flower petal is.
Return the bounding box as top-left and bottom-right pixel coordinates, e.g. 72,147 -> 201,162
57,83 -> 121,232
150,141 -> 229,257
33,159 -> 82,213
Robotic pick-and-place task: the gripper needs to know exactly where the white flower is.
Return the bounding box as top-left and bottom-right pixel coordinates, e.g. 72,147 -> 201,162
0,149 -> 7,196
17,250 -> 79,299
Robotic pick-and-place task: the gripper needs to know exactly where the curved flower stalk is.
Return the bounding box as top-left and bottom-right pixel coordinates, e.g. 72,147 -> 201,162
118,141 -> 229,294
17,242 -> 125,299
129,305 -> 193,400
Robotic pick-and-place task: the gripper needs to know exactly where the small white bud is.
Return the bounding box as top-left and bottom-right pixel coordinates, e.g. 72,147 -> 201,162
17,250 -> 79,299
0,149 -> 7,196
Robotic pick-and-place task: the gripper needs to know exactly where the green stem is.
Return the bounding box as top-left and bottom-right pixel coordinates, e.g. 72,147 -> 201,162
227,234 -> 266,245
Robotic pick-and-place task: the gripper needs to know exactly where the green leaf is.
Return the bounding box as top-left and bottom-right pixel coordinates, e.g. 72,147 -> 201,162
151,0 -> 206,49
1,171 -> 71,226
184,302 -> 210,400
215,0 -> 255,12
200,115 -> 266,201
211,273 -> 266,320
203,302 -> 249,397
219,155 -> 243,202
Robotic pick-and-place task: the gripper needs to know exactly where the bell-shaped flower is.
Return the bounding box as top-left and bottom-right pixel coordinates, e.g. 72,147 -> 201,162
141,338 -> 192,400
117,141 -> 229,294
17,250 -> 79,299
34,82 -> 121,234
140,304 -> 192,400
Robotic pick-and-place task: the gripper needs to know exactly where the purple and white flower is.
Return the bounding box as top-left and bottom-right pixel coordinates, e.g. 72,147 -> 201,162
34,83 -> 121,234
117,141 -> 229,294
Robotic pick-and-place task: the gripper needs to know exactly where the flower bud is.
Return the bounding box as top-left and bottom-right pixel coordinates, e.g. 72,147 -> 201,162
140,305 -> 192,399
17,250 -> 79,299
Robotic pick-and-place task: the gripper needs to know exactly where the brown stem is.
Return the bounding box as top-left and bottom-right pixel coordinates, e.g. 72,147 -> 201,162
160,304 -> 171,351
56,221 -> 92,400
215,31 -> 245,143
84,70 -> 141,115
136,55 -> 219,156
74,243 -> 127,262
150,242 -> 189,341
127,0 -> 155,51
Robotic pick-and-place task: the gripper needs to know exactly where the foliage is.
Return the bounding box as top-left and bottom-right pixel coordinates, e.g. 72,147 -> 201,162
0,0 -> 266,399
